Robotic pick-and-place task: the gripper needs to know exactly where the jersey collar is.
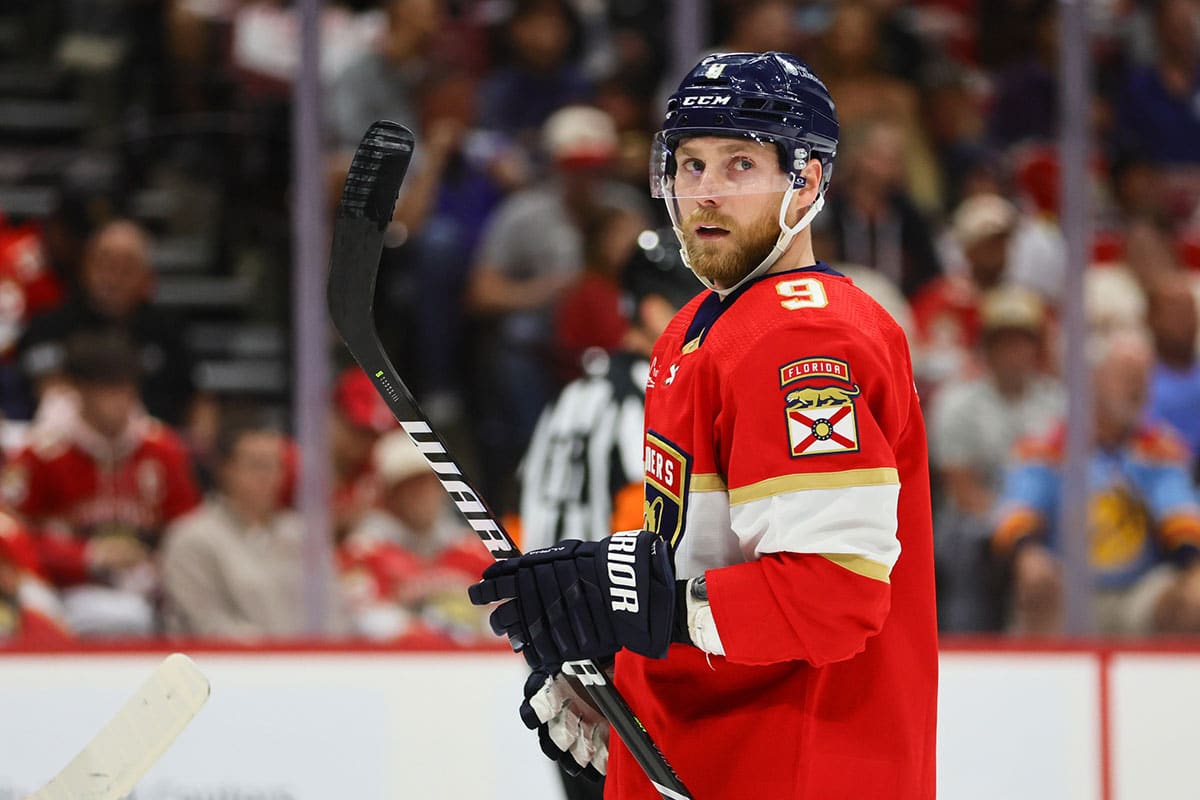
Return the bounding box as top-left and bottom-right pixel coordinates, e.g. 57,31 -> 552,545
682,261 -> 843,351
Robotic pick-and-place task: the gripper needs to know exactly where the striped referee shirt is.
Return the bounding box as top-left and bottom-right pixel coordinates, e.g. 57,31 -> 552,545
520,351 -> 648,549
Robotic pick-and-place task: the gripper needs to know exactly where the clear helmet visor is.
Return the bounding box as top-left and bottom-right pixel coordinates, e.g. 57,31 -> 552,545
650,129 -> 799,199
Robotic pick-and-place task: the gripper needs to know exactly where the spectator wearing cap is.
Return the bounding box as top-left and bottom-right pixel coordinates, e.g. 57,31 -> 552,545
331,366 -> 397,539
0,510 -> 71,645
160,414 -> 345,640
465,105 -> 649,511
17,219 -> 200,428
1084,265 -> 1148,335
911,193 -> 1019,392
0,331 -> 200,637
992,328 -> 1200,635
339,430 -> 491,642
929,287 -> 1065,631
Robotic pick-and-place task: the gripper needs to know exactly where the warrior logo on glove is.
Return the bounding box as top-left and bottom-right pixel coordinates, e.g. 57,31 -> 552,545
607,531 -> 644,612
468,529 -> 677,666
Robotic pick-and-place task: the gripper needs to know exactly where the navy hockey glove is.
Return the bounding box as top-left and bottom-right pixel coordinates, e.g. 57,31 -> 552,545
520,667 -> 608,780
468,530 -> 676,666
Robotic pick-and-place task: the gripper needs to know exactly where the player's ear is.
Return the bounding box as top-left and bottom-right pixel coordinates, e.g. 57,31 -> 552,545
786,160 -> 823,224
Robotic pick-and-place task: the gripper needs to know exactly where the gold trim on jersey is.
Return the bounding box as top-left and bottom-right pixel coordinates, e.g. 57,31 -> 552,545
821,553 -> 891,583
728,467 -> 900,505
689,473 -> 727,493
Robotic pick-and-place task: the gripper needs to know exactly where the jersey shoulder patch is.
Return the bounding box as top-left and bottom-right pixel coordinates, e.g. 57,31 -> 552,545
781,356 -> 862,458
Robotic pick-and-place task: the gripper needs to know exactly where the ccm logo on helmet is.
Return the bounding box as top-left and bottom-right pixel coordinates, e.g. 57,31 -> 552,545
681,95 -> 732,107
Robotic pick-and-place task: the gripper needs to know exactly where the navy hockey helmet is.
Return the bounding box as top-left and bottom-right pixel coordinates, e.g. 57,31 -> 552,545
651,51 -> 838,199
652,52 -> 839,296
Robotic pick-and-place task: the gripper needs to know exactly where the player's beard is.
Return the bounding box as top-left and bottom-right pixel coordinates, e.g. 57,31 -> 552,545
680,205 -> 780,289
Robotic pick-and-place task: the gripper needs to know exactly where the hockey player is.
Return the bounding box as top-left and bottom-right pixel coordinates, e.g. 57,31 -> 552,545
470,52 -> 938,798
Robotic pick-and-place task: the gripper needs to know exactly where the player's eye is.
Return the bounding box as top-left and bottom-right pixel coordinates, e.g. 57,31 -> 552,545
731,157 -> 755,172
680,158 -> 704,175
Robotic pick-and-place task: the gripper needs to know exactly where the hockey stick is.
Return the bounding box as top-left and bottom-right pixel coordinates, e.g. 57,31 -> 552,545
28,653 -> 210,800
327,121 -> 693,800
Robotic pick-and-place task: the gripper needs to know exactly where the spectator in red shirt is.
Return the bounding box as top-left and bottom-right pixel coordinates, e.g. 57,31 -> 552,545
0,510 -> 71,645
0,331 -> 200,636
553,207 -> 644,381
341,430 -> 492,642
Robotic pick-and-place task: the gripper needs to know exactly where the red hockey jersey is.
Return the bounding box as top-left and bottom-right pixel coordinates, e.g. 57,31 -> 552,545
607,264 -> 938,799
2,414 -> 201,586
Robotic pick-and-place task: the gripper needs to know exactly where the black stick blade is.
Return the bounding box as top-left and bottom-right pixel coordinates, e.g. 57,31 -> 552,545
337,120 -> 415,228
328,121 -> 414,340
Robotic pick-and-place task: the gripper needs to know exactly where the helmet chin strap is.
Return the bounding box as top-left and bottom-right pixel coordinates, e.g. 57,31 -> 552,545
668,186 -> 826,299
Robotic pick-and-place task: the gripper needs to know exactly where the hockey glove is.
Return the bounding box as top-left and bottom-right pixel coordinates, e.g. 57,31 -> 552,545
520,667 -> 609,780
468,529 -> 676,666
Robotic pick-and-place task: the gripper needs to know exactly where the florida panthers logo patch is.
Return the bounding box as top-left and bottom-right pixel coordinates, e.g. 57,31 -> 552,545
643,431 -> 691,549
781,358 -> 861,457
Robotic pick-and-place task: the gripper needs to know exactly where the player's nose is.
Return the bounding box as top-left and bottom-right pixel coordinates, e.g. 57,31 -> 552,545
694,171 -> 727,200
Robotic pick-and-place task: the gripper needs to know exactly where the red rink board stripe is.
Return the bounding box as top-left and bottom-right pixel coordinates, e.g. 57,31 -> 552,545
1099,650 -> 1112,800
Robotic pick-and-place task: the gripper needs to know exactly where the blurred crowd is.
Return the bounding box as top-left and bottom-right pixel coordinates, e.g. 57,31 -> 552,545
3,0 -> 1200,645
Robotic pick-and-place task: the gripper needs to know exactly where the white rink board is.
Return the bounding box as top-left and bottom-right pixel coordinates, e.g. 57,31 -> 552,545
938,652 -> 1100,800
0,652 -> 560,800
1109,653 -> 1200,800
2,649 -> 1199,798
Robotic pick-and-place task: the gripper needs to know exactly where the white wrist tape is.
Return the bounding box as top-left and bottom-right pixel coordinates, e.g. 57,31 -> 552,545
686,577 -> 726,656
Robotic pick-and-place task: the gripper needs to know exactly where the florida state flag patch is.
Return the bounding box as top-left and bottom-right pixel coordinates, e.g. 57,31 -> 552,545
781,357 -> 861,457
